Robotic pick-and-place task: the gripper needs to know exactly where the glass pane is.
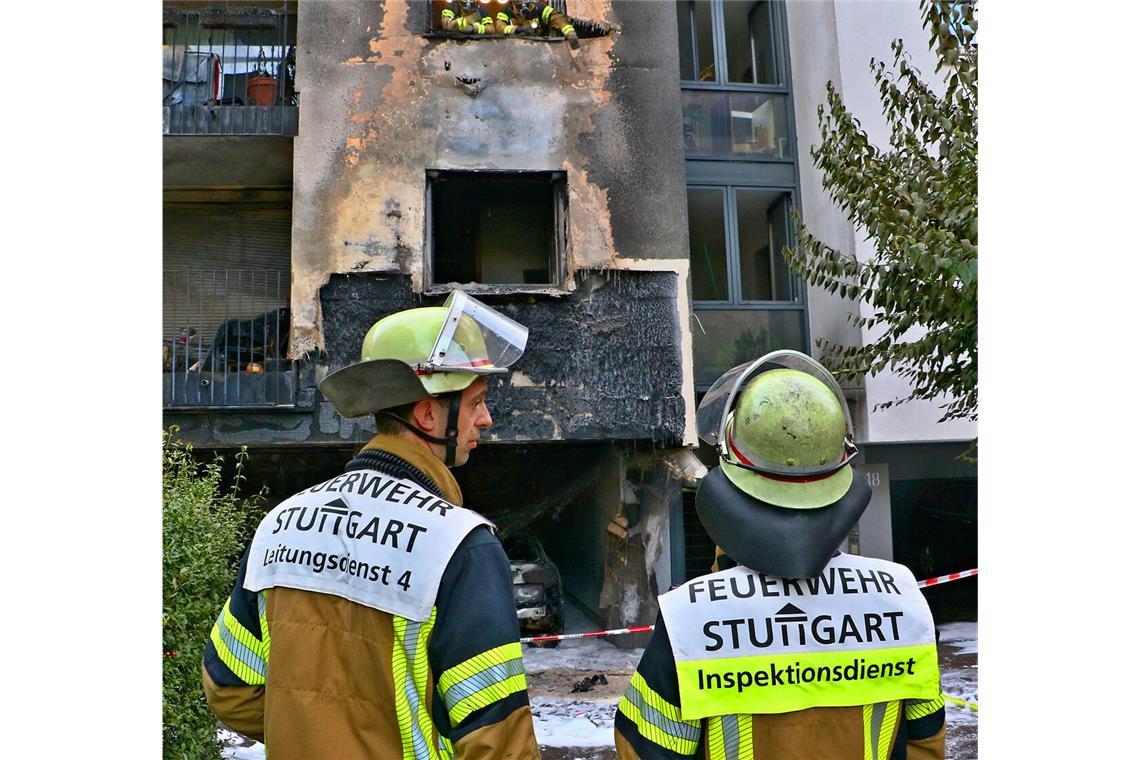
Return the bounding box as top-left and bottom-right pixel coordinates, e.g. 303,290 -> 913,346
724,0 -> 780,84
687,189 -> 729,302
681,90 -> 790,159
677,1 -> 717,82
736,189 -> 794,301
768,194 -> 793,300
691,308 -> 804,387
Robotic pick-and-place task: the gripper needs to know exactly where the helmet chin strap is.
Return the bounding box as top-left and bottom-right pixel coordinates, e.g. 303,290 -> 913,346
378,392 -> 463,466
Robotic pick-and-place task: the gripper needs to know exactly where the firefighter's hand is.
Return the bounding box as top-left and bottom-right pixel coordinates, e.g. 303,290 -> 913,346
566,33 -> 580,50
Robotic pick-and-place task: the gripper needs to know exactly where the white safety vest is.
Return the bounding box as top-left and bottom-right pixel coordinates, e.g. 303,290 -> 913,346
658,553 -> 940,720
244,469 -> 492,622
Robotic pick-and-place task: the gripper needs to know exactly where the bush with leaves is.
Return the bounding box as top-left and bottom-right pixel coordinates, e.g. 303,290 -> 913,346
163,429 -> 264,759
786,0 -> 977,423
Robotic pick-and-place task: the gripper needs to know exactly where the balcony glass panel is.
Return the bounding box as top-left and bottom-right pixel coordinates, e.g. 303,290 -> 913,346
691,308 -> 803,387
682,90 -> 790,160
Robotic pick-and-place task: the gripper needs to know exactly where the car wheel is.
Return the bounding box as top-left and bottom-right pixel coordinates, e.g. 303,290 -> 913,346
537,592 -> 564,648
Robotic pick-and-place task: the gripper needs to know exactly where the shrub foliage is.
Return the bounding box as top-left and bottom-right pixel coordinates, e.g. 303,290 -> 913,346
162,430 -> 261,759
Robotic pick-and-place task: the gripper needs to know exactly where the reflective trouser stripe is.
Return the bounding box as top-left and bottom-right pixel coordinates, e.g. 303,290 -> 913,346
905,694 -> 945,720
505,25 -> 516,33
707,714 -> 753,760
561,24 -> 575,35
209,596 -> 269,685
438,642 -> 528,726
863,701 -> 901,760
497,12 -> 510,22
393,609 -> 442,760
542,6 -> 553,23
617,672 -> 701,755
442,9 -> 455,18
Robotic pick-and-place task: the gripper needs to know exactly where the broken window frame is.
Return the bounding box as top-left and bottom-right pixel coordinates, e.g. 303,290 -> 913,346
423,169 -> 569,294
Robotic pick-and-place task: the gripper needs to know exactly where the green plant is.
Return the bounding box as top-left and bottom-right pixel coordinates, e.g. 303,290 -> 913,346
162,429 -> 263,759
785,0 -> 977,423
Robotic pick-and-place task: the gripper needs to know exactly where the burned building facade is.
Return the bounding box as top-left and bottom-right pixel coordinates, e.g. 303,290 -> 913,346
164,0 -> 976,637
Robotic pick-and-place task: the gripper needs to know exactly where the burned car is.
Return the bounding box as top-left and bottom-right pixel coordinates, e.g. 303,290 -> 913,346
499,530 -> 564,644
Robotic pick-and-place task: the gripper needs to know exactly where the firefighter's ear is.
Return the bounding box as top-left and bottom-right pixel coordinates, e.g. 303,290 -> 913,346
410,396 -> 442,434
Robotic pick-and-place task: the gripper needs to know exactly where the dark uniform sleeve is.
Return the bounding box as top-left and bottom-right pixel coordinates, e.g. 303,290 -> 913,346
201,546 -> 269,740
429,527 -> 540,759
615,613 -> 703,759
890,694 -> 947,759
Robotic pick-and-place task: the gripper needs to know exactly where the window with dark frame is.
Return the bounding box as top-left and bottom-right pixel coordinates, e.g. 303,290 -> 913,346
678,1 -> 807,388
427,171 -> 567,288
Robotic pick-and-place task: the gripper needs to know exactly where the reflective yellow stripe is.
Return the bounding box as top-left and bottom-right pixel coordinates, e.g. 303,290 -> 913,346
209,597 -> 269,685
561,24 -> 575,35
707,714 -> 753,760
438,642 -> 528,726
497,12 -> 510,22
393,611 -> 441,760
616,672 -> 701,755
862,702 -> 901,760
737,714 -> 754,760
879,701 -> 900,760
542,6 -> 553,23
707,716 -> 725,760
457,18 -> 467,29
505,25 -> 516,33
442,9 -> 455,19
905,694 -> 945,720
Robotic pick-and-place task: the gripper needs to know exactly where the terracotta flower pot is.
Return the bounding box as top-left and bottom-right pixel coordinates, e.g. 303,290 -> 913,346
247,75 -> 278,106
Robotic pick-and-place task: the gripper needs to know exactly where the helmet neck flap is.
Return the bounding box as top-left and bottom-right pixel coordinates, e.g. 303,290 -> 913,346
696,464 -> 871,578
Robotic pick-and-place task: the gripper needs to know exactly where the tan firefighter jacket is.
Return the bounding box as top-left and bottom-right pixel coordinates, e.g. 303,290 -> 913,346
202,433 -> 541,759
493,1 -> 577,41
614,553 -> 946,760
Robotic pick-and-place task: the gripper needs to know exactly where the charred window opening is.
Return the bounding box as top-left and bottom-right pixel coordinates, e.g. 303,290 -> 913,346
427,171 -> 567,288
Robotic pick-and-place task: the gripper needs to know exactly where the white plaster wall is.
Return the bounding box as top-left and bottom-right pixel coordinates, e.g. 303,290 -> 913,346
791,0 -> 977,443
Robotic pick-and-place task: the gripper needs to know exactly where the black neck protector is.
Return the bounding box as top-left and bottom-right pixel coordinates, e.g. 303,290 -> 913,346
378,392 -> 463,467
695,466 -> 871,579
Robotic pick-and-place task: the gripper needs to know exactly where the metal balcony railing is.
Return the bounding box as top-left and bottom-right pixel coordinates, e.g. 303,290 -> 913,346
162,5 -> 298,136
163,269 -> 296,409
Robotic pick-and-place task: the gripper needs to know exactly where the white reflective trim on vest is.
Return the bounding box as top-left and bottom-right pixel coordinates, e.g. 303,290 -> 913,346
658,553 -> 939,718
244,470 -> 491,622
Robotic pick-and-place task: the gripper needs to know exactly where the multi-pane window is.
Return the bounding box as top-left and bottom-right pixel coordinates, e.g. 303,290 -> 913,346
687,187 -> 796,304
679,1 -> 805,388
676,0 -> 783,86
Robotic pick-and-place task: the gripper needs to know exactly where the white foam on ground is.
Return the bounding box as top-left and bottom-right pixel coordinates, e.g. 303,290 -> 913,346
530,697 -> 619,747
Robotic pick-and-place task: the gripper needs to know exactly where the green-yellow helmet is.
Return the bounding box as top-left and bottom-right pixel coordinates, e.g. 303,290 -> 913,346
318,291 -> 528,418
697,350 -> 858,509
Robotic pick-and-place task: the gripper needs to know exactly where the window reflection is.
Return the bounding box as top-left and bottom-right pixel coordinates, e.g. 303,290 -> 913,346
682,91 -> 789,159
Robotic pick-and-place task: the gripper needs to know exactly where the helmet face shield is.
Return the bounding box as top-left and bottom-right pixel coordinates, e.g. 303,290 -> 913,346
426,291 -> 528,374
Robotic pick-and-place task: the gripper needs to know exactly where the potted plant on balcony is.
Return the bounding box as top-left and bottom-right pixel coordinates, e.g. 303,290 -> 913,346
246,47 -> 278,107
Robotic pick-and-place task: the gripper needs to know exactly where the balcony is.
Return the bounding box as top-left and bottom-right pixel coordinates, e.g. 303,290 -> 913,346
163,269 -> 295,409
162,5 -> 298,136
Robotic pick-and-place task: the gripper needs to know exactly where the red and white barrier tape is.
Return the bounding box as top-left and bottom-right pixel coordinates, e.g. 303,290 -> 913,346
916,567 -> 978,588
522,625 -> 654,645
521,568 -> 978,644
